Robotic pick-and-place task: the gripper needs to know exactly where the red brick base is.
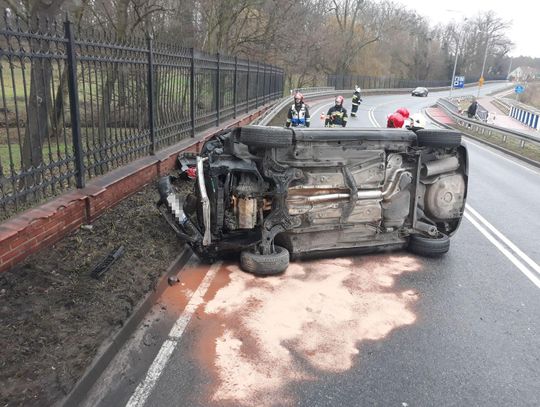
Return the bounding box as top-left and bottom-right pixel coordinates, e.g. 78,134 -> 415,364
0,106 -> 271,272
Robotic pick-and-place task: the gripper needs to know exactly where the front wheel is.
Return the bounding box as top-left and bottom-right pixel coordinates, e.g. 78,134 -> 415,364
240,245 -> 290,276
408,233 -> 450,257
239,126 -> 293,147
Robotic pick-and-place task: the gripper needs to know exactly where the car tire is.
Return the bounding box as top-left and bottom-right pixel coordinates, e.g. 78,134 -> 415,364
408,232 -> 450,257
239,125 -> 293,148
415,129 -> 462,147
240,245 -> 290,276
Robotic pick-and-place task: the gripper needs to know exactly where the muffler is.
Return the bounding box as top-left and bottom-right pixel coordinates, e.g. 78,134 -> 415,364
421,157 -> 459,177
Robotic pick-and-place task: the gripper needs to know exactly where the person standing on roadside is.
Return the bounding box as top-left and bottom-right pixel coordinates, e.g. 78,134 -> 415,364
325,96 -> 348,127
467,99 -> 478,119
286,92 -> 311,128
351,86 -> 362,117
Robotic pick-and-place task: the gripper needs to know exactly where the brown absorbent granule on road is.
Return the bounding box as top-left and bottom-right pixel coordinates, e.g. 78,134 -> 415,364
203,255 -> 422,407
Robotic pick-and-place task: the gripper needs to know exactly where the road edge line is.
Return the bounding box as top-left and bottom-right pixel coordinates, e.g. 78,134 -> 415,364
466,205 -> 540,276
464,212 -> 540,289
126,261 -> 223,407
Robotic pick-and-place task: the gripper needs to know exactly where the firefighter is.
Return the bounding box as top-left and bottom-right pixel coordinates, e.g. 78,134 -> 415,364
351,86 -> 362,117
325,96 -> 348,127
286,92 -> 311,127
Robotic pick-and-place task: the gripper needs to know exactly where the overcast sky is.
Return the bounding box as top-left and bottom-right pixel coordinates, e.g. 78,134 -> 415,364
401,0 -> 539,58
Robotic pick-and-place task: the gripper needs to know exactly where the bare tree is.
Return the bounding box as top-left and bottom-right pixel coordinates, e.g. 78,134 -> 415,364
19,0 -> 65,190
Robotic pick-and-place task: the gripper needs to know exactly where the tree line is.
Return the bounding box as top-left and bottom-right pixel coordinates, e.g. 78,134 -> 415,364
3,0 -> 521,90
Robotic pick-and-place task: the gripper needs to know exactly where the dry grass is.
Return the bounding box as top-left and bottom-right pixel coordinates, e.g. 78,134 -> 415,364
519,83 -> 540,110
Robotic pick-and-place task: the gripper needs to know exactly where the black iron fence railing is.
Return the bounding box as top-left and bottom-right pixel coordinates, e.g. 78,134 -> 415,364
327,74 -> 507,90
0,16 -> 284,220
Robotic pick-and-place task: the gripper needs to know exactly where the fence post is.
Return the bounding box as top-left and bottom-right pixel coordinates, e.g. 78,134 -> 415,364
255,62 -> 259,108
265,65 -> 269,102
64,19 -> 85,188
233,56 -> 238,119
246,59 -> 250,113
216,52 -> 220,126
190,48 -> 195,137
262,64 -> 265,104
147,35 -> 156,154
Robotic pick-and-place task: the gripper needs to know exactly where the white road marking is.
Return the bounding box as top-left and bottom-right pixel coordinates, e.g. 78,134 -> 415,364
466,205 -> 540,276
126,261 -> 223,407
368,105 -> 379,127
464,211 -> 540,289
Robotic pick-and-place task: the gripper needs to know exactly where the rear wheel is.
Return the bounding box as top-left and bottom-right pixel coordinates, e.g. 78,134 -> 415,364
240,245 -> 290,276
408,232 -> 450,257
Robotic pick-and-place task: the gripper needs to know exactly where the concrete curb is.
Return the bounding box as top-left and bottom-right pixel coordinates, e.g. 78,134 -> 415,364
56,247 -> 193,407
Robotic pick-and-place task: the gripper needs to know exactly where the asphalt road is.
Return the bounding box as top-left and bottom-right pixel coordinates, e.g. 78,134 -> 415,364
82,83 -> 540,407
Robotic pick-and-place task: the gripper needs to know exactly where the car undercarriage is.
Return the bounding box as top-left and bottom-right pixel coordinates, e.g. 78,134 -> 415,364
158,125 -> 468,275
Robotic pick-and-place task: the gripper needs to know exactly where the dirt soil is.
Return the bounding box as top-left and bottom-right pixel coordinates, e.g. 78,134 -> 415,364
0,177 -> 194,407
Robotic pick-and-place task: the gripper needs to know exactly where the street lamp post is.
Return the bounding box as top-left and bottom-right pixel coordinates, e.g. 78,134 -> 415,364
506,57 -> 513,79
477,35 -> 491,98
449,31 -> 464,98
445,12 -> 467,98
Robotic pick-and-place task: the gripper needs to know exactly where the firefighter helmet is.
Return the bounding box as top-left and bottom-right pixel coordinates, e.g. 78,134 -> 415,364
387,113 -> 405,128
408,113 -> 426,130
396,107 -> 410,119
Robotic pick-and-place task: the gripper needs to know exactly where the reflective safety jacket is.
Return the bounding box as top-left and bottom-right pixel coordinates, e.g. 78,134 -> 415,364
352,91 -> 362,106
325,106 -> 348,127
286,103 -> 311,127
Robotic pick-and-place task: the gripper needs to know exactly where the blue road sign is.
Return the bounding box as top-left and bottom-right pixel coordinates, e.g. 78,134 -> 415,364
453,76 -> 465,88
515,85 -> 525,94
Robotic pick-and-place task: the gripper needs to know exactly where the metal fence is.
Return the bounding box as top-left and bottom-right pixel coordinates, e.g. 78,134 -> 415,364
0,16 -> 284,219
327,74 -> 507,90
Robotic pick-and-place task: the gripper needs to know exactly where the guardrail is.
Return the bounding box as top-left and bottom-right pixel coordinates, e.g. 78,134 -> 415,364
491,98 -> 511,115
289,87 -> 335,95
434,98 -> 540,165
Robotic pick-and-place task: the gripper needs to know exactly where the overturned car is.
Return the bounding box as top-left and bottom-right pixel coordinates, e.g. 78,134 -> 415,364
158,125 -> 468,275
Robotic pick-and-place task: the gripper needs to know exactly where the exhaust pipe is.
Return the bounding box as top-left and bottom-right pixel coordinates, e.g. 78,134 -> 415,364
421,157 -> 459,177
288,170 -> 412,204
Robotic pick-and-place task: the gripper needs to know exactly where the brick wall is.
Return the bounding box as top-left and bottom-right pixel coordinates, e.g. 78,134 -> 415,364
0,106 -> 271,272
